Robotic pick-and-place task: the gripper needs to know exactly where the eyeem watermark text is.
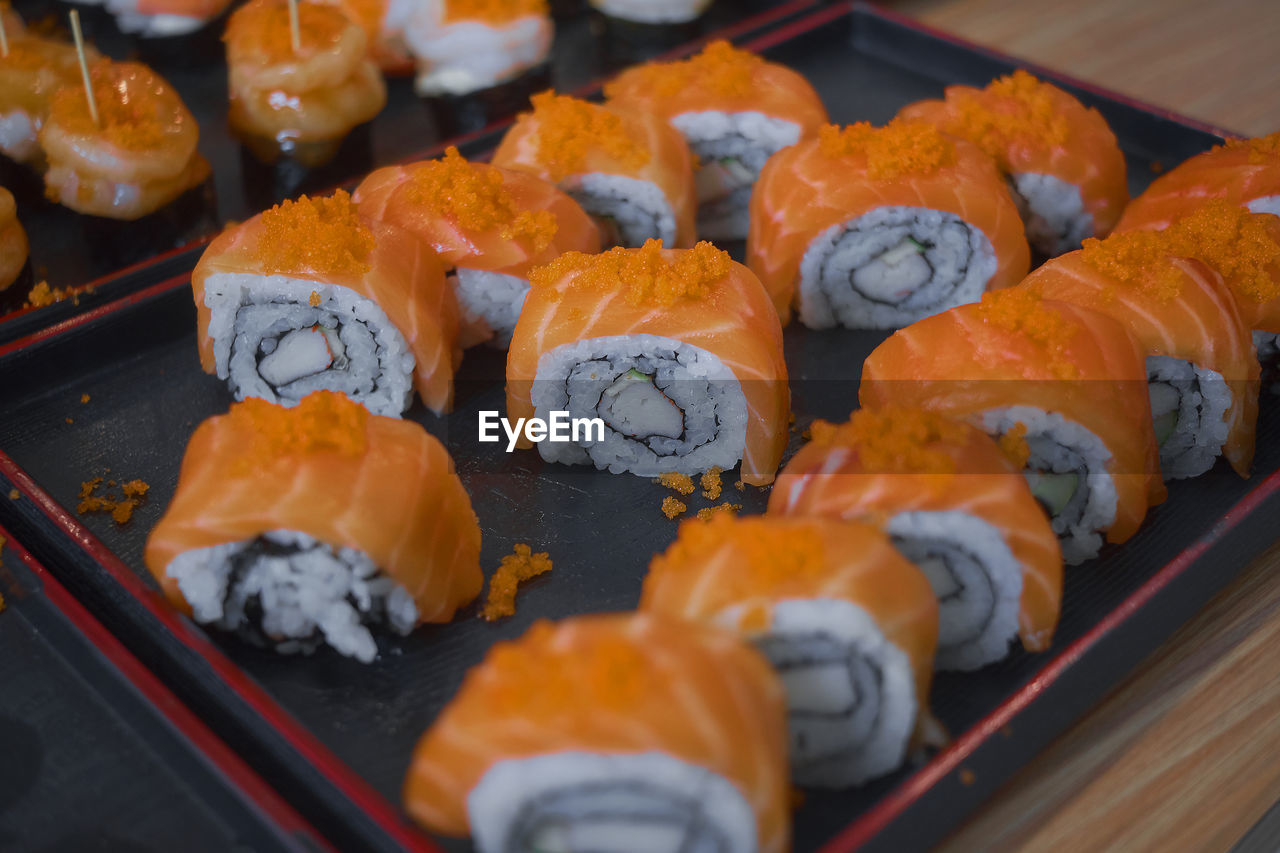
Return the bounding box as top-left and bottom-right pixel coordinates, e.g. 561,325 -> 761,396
479,411 -> 605,452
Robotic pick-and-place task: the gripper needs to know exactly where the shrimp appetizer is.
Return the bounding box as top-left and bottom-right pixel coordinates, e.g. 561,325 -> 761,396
0,31 -> 99,167
0,185 -> 27,290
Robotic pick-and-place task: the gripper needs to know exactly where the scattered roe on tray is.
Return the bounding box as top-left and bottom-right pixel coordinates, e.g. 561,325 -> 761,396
945,70 -> 1071,164
25,281 -> 91,309
606,40 -> 761,101
1077,230 -> 1184,301
1220,130 -> 1280,164
442,0 -> 547,24
228,391 -> 368,471
1164,200 -> 1280,304
531,239 -> 730,308
8,489 -> 18,501
977,289 -> 1080,380
47,61 -> 176,151
661,496 -> 686,519
817,119 -> 955,180
255,190 -> 374,278
227,0 -> 350,65
525,91 -> 648,181
999,422 -> 1031,469
657,472 -> 694,495
481,544 -> 552,621
696,503 -> 740,521
78,477 -> 150,525
80,393 -> 90,404
406,147 -> 556,249
808,407 -> 967,476
700,467 -> 722,500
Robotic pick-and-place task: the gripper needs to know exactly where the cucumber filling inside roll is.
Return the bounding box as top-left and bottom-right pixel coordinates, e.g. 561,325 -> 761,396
1146,355 -> 1231,479
797,205 -> 997,330
166,529 -> 418,664
532,334 -> 748,477
451,267 -> 530,348
206,275 -> 415,417
749,599 -> 916,789
563,174 -> 677,248
1007,172 -> 1092,257
887,511 -> 1022,671
468,752 -> 757,853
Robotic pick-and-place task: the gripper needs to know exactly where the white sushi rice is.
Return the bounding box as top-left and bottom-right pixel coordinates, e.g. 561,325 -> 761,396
531,334 -> 748,478
670,111 -> 802,242
406,7 -> 550,96
1247,196 -> 1280,217
562,173 -> 677,248
166,529 -> 418,664
1146,355 -> 1232,479
452,268 -> 529,348
204,273 -> 415,417
734,598 -> 915,789
0,112 -> 41,165
796,205 -> 997,330
1009,172 -> 1093,256
980,406 -> 1118,565
887,511 -> 1022,671
589,0 -> 713,24
468,751 -> 758,853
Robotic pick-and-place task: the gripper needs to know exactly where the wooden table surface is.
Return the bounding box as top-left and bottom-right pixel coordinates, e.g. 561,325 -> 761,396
887,0 -> 1280,849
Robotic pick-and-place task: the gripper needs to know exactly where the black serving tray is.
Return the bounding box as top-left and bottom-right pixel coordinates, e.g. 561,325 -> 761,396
0,524 -> 327,852
2,3 -> 1276,852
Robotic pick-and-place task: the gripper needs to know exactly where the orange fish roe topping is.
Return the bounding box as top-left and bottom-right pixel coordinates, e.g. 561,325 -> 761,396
695,502 -> 740,521
1165,201 -> 1280,304
47,61 -> 184,151
405,147 -> 557,251
77,477 -> 150,525
25,281 -> 89,309
530,239 -> 731,307
226,0 -> 352,64
658,472 -> 695,495
809,406 -> 969,476
661,496 -> 687,519
1078,230 -> 1184,301
999,422 -> 1031,469
605,40 -> 762,101
480,544 -> 552,621
1220,130 -> 1280,165
442,0 -> 546,23
700,467 -> 723,500
308,291 -> 322,306
977,289 -> 1080,379
254,191 -> 374,277
525,91 -> 648,181
817,120 -> 955,180
227,391 -> 369,470
945,70 -> 1071,164
654,513 -> 825,593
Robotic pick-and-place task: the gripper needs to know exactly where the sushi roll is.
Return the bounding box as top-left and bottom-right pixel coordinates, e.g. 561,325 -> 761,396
588,0 -> 711,24
226,0 -> 387,167
39,58 -> 211,220
0,25 -> 97,169
768,407 -> 1062,671
1020,230 -> 1259,479
403,612 -> 791,851
144,391 -> 483,662
403,0 -> 552,97
192,190 -> 462,416
861,288 -> 1167,565
491,91 -> 697,249
748,120 -> 1029,327
353,146 -> 600,346
898,70 -> 1128,257
604,40 -> 828,241
506,240 -> 790,485
1116,131 -> 1280,231
641,514 -> 938,788
0,185 -> 27,291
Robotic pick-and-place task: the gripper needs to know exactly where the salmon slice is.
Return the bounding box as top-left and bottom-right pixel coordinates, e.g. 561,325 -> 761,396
860,289 -> 1166,547
1115,132 -> 1280,232
768,408 -> 1062,654
191,191 -> 462,415
1021,238 -> 1259,477
403,612 -> 790,851
144,391 -> 483,623
506,240 -> 790,485
748,120 -> 1029,324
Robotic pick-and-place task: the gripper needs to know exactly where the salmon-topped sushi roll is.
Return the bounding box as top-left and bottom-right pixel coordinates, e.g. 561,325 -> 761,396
605,40 -> 827,240
354,146 -> 600,346
1116,131 -> 1280,232
192,190 -> 461,416
1021,230 -> 1259,479
404,612 -> 790,852
768,407 -> 1062,671
861,289 -> 1166,565
492,91 -> 697,249
642,514 -> 938,788
403,0 -> 552,97
748,119 -> 1029,327
507,240 -> 789,485
144,391 -> 483,662
898,70 -> 1128,256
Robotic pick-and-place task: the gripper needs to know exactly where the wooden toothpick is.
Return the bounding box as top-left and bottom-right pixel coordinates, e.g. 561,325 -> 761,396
286,0 -> 301,53
0,9 -> 9,58
69,10 -> 100,128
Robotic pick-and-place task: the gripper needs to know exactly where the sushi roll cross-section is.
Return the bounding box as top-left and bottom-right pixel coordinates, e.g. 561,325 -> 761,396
642,513 -> 939,788
748,119 -> 1029,328
144,391 -> 484,662
354,146 -> 600,347
605,40 -> 828,241
506,239 -> 790,486
193,190 -> 462,416
768,407 -> 1062,671
404,612 -> 791,852
403,0 -> 552,97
